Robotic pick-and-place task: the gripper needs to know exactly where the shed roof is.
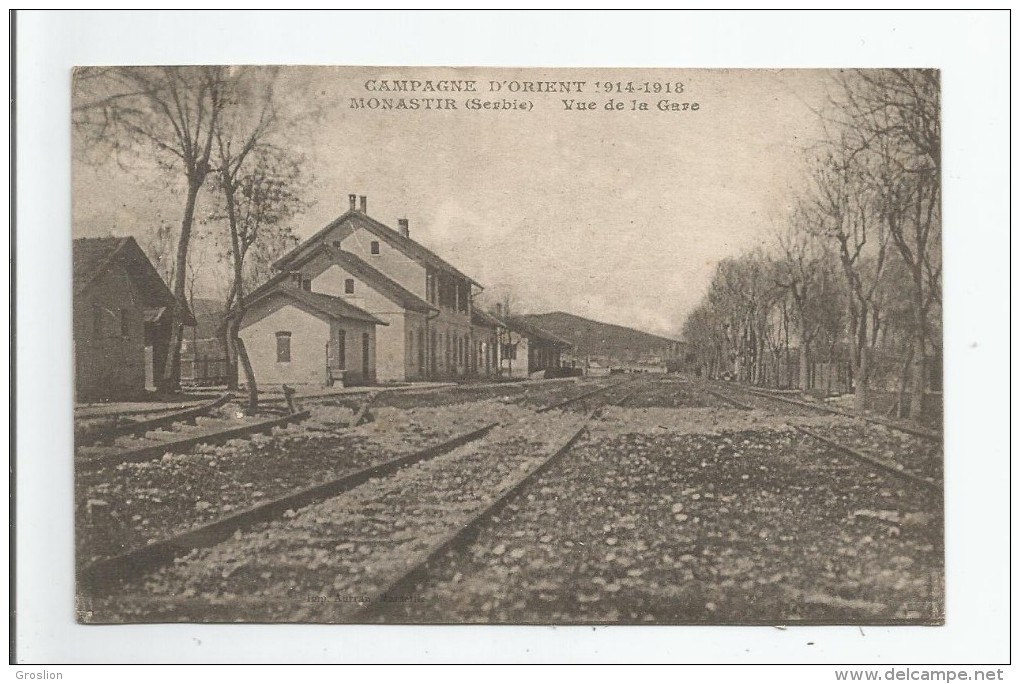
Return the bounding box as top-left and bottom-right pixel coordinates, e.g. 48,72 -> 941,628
471,307 -> 504,329
504,315 -> 573,348
73,236 -> 195,325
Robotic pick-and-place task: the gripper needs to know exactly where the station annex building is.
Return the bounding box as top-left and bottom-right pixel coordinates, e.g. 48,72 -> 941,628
238,194 -> 571,387
73,236 -> 196,401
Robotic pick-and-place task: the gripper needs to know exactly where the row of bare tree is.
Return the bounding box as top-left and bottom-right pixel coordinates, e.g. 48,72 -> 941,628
682,69 -> 941,421
73,66 -> 314,410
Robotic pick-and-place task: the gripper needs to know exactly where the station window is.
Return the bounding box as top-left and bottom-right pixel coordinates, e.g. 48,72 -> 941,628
301,277 -> 312,292
345,278 -> 355,294
92,304 -> 103,337
370,241 -> 380,255
120,308 -> 131,336
276,331 -> 292,363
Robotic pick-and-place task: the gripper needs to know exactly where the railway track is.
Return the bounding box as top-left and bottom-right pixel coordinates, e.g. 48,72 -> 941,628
791,425 -> 941,491
78,376 -> 941,625
723,382 -> 941,442
75,398 -> 212,421
74,394 -> 233,445
356,381 -> 641,622
79,378 -> 638,605
702,386 -> 754,410
75,394 -> 311,470
706,382 -> 942,491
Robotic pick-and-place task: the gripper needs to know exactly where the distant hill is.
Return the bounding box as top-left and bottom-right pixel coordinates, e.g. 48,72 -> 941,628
516,311 -> 682,363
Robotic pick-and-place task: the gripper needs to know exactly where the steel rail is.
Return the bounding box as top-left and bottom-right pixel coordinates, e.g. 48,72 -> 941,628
535,379 -> 630,413
75,394 -> 234,446
77,410 -> 311,470
80,420 -> 500,595
356,384 -> 641,622
792,425 -> 942,492
728,384 -> 941,442
702,386 -> 754,410
79,380 -> 629,596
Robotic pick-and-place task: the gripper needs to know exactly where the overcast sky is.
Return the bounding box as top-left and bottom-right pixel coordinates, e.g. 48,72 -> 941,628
73,67 -> 833,338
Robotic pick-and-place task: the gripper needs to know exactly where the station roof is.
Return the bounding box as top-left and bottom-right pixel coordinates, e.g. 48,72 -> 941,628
246,288 -> 387,326
273,209 -> 482,289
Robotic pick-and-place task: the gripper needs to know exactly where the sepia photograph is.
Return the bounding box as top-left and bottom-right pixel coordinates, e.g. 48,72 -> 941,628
69,65 -> 945,626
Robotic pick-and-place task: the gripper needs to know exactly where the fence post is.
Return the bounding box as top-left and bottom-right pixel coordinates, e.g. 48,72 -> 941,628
282,384 -> 301,415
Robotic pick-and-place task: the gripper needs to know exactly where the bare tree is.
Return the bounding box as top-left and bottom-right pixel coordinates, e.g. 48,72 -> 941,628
681,302 -> 726,379
74,66 -> 227,391
707,252 -> 778,385
837,69 -> 941,420
807,141 -> 891,411
142,218 -> 179,289
772,211 -> 845,391
209,68 -> 308,411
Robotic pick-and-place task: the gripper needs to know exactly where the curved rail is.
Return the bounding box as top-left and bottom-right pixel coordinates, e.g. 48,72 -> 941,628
75,394 -> 233,446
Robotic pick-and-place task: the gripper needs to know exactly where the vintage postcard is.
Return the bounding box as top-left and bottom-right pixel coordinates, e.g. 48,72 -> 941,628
70,66 -> 943,625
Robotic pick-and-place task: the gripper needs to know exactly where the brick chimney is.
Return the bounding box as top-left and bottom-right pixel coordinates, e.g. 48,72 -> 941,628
348,194 -> 357,212
397,218 -> 409,238
359,195 -> 367,213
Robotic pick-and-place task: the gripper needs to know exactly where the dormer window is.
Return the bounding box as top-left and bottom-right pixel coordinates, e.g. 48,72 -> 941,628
345,278 -> 355,294
370,241 -> 380,255
301,278 -> 312,292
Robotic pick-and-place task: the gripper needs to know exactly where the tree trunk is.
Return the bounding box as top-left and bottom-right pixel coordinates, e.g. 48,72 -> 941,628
160,178 -> 202,392
853,345 -> 870,412
799,343 -> 811,392
894,339 -> 915,419
221,281 -> 240,391
223,324 -> 239,391
234,334 -> 258,413
908,329 -> 927,422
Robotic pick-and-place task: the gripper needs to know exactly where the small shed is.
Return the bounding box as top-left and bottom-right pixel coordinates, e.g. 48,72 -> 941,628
500,316 -> 573,379
73,236 -> 195,401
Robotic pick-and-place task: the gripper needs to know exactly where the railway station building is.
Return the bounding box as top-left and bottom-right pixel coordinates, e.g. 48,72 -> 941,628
242,194 -> 485,384
73,236 -> 195,401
